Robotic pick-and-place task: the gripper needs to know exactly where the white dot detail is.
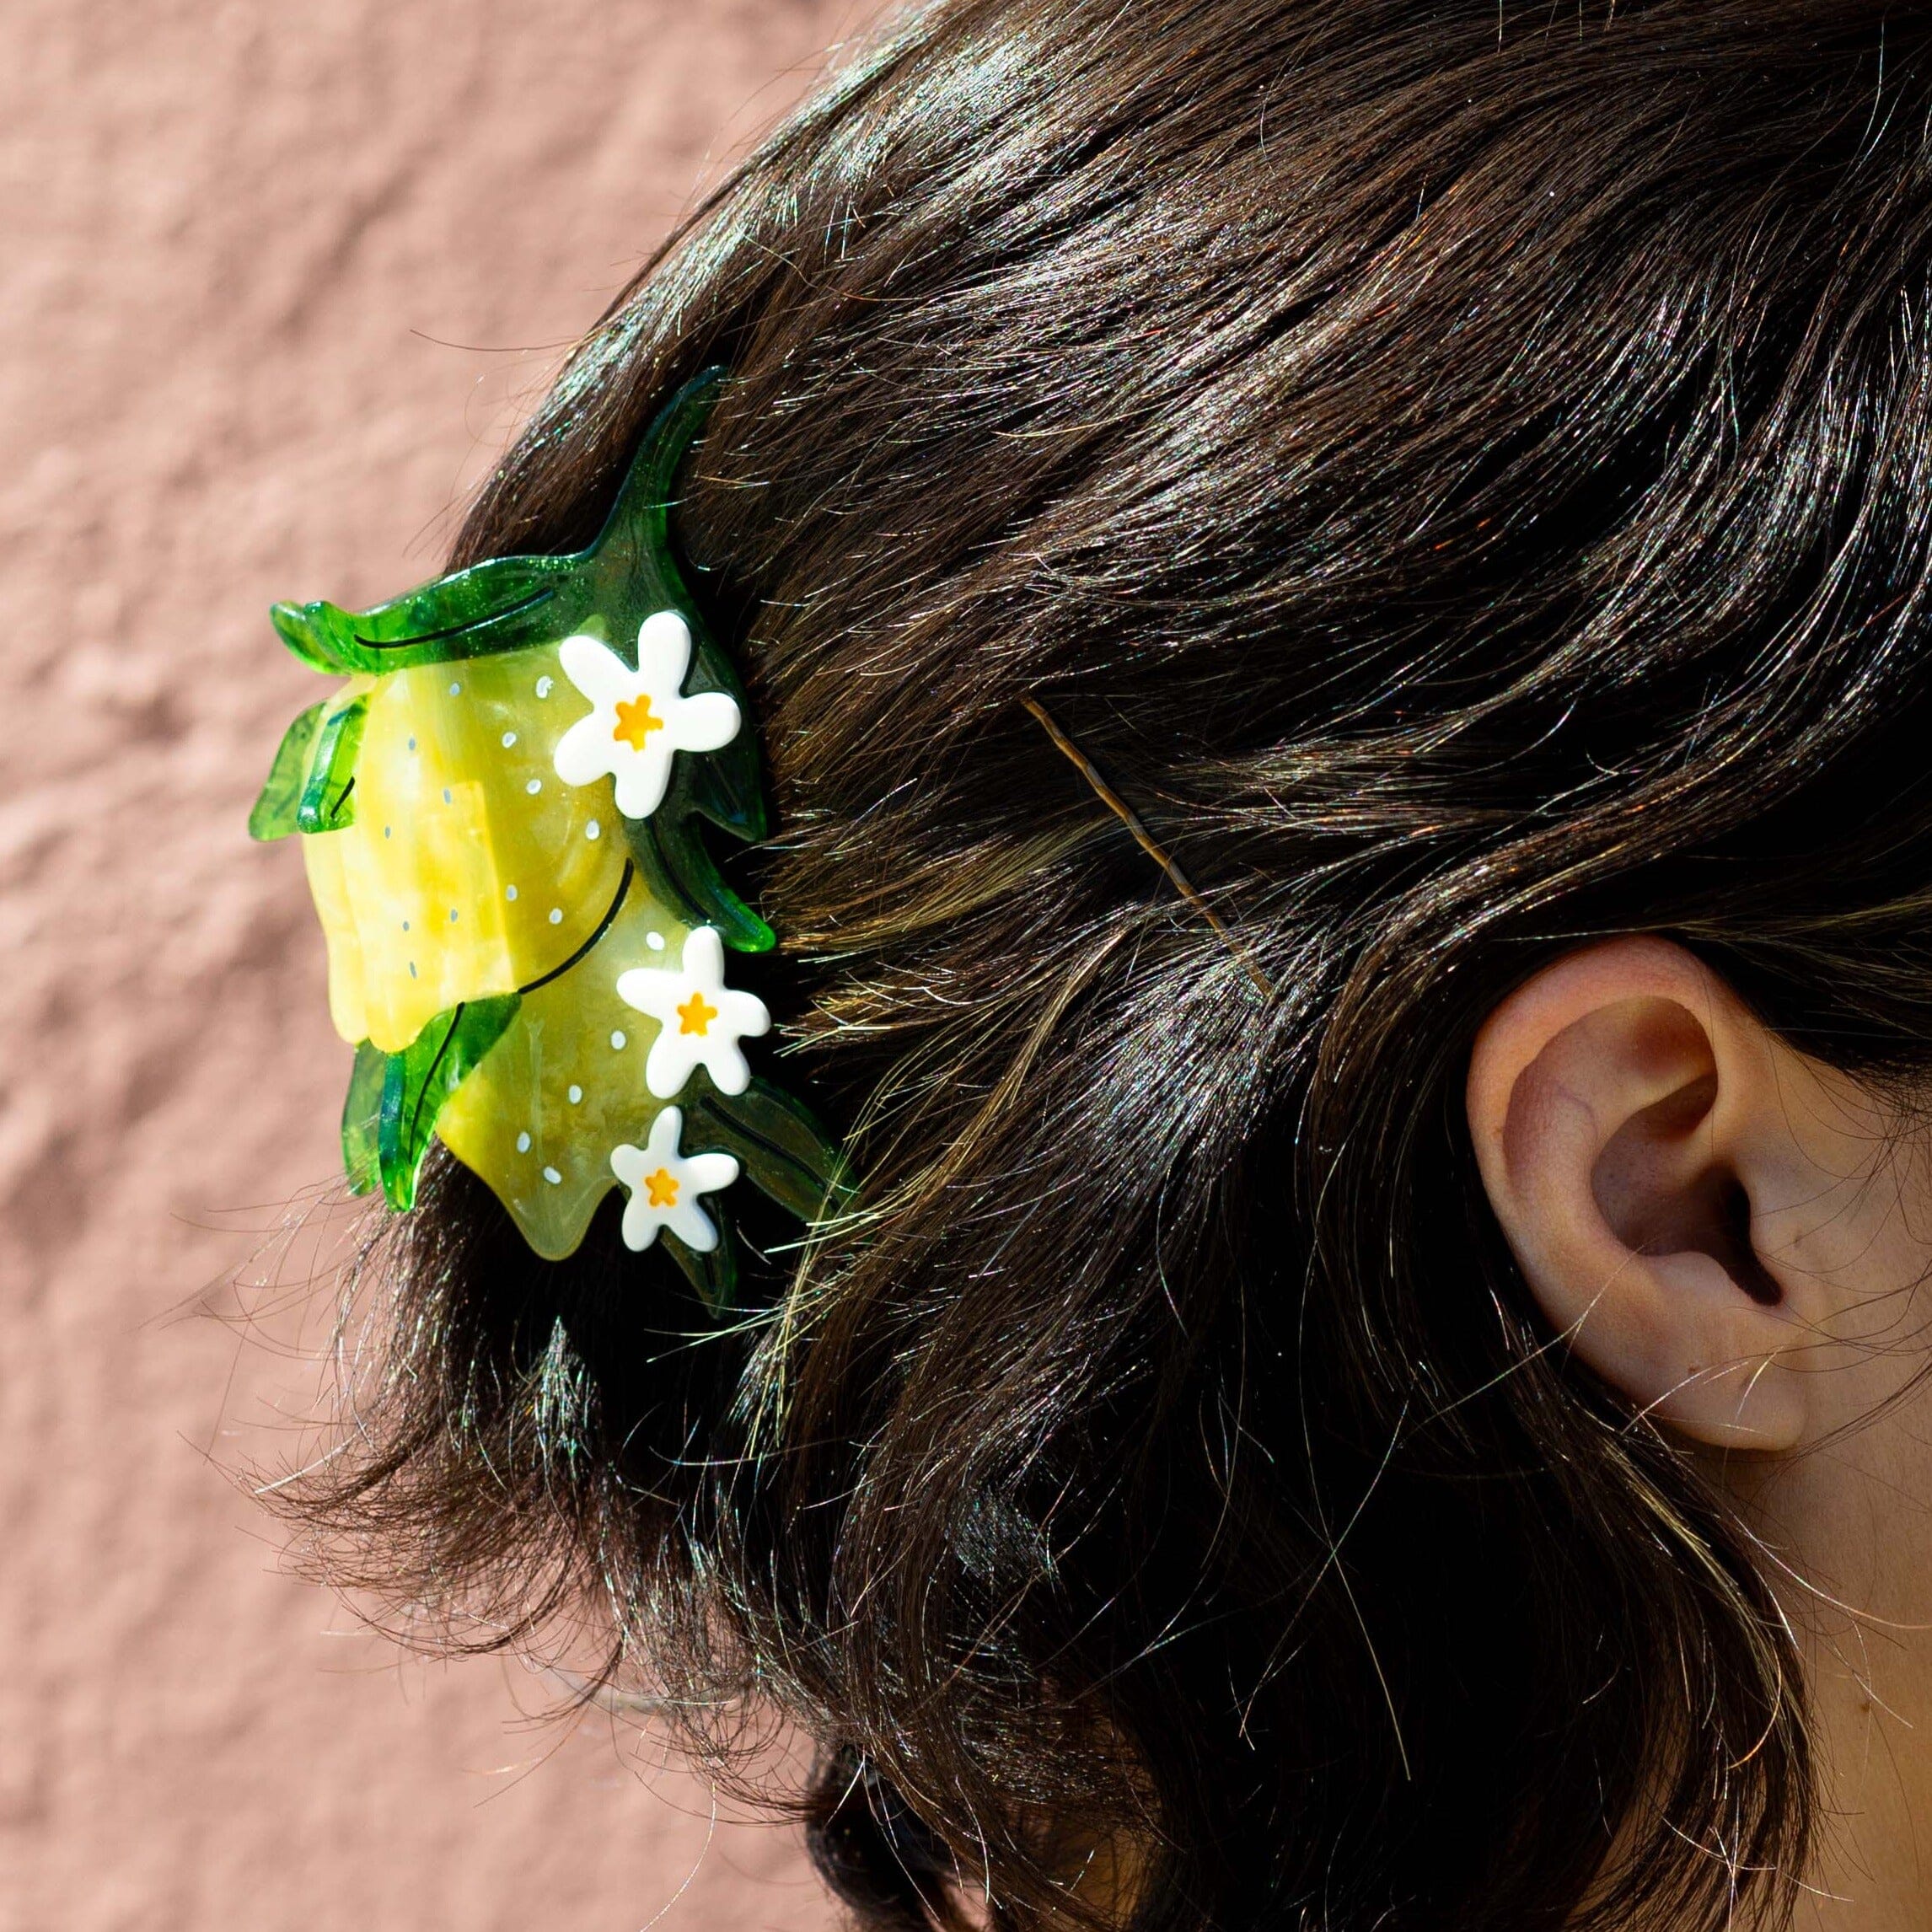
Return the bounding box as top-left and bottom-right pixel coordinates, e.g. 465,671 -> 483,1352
448,680 -> 462,696
610,1030 -> 627,1050
567,1084 -> 583,1105
548,907 -> 563,926
526,778 -> 542,795
516,1131 -> 531,1153
585,819 -> 601,840
542,1166 -> 562,1185
536,675 -> 554,698
645,931 -> 665,952
505,884 -> 518,902
501,730 -> 518,749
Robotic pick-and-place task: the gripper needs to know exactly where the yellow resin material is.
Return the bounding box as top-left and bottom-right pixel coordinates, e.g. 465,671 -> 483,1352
301,641 -> 626,1052
437,886 -> 691,1259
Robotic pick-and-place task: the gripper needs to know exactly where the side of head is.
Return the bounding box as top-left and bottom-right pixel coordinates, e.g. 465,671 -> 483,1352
284,3 -> 1932,1928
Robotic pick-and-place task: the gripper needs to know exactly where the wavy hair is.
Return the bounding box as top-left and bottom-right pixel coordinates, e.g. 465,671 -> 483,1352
282,3 -> 1932,1926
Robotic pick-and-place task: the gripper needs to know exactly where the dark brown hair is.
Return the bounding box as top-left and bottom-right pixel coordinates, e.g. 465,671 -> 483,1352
283,3 -> 1932,1927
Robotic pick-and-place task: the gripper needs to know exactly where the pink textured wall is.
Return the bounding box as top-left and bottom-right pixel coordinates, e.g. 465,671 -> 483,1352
0,3 -> 872,1925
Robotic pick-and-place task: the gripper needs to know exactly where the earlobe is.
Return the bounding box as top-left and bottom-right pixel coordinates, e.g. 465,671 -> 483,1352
1466,937 -> 1811,1450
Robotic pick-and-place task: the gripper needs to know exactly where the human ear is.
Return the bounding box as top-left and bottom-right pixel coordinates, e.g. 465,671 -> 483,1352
1465,936 -> 1824,1450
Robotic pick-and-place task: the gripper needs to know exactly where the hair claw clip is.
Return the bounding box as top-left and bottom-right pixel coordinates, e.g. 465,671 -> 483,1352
252,371 -> 843,1308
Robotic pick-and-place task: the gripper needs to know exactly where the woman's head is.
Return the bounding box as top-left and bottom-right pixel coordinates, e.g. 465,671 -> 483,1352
287,2 -> 1932,1925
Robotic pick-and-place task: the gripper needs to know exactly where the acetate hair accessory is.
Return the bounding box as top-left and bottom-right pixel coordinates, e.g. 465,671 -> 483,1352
250,371 -> 843,1309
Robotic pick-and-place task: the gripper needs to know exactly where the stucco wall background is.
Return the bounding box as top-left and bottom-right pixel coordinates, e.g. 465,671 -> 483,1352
0,4 -> 874,1925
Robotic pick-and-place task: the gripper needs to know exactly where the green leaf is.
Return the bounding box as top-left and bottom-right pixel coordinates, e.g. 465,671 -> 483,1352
686,1075 -> 849,1222
270,555 -> 582,677
623,783 -> 775,953
580,368 -> 726,636
341,1041 -> 387,1196
323,555 -> 565,649
661,1198 -> 739,1318
377,995 -> 520,1211
296,694 -> 368,834
684,712 -> 768,844
249,702 -> 326,841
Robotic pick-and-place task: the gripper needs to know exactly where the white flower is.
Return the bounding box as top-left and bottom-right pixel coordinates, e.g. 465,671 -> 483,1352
615,924 -> 770,1098
551,612 -> 739,819
609,1107 -> 740,1253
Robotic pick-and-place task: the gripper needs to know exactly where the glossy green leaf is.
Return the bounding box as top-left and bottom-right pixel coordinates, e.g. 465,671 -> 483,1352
662,1199 -> 739,1318
249,702 -> 325,841
271,555 -> 579,677
687,1075 -> 849,1222
297,695 -> 368,834
623,776 -> 775,953
377,995 -> 520,1211
685,723 -> 768,844
341,1041 -> 387,1197
577,367 -> 724,647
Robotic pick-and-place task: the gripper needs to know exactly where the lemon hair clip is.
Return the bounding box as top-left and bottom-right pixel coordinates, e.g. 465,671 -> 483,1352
250,371 -> 843,1310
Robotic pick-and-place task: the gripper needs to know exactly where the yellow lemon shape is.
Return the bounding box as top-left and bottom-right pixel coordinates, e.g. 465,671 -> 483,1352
437,883 -> 692,1258
301,643 -> 626,1052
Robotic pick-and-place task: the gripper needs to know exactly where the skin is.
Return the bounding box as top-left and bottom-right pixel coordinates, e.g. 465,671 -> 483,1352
1467,936 -> 1932,1932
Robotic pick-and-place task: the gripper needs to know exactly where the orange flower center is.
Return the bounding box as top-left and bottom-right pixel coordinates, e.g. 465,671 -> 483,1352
677,991 -> 718,1036
645,1167 -> 679,1208
612,694 -> 664,751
